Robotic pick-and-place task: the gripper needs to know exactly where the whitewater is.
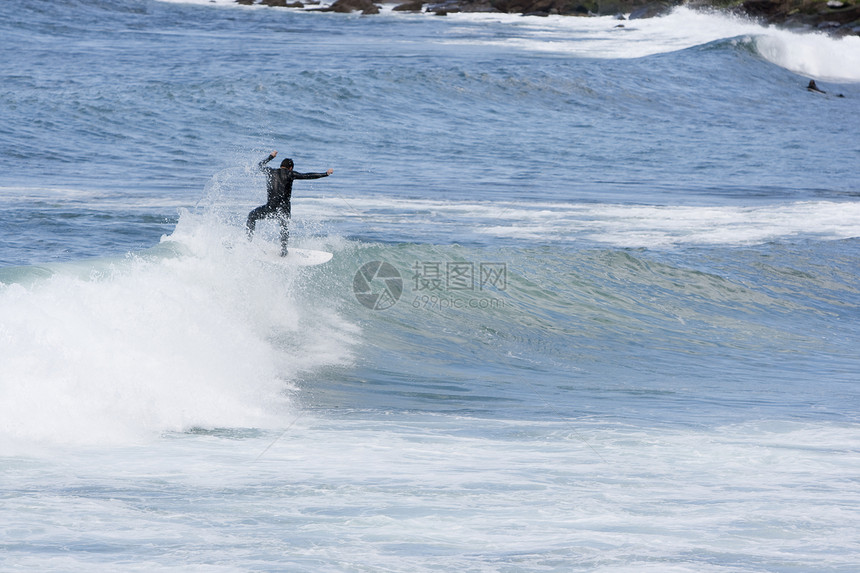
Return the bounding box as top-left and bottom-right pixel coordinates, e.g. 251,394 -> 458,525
1,0 -> 859,571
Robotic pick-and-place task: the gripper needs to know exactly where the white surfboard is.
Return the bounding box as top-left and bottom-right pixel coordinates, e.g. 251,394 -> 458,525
265,247 -> 333,267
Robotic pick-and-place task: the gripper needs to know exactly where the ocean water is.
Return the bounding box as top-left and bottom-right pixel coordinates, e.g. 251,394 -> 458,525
2,0 -> 860,570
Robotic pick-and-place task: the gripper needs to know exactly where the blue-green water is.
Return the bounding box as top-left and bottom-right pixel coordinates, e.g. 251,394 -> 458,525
1,0 -> 859,570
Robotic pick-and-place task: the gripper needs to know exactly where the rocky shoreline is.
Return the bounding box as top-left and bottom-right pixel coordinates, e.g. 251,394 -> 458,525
239,0 -> 860,37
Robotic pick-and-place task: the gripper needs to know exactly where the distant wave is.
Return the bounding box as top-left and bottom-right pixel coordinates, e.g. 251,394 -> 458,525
154,2 -> 860,82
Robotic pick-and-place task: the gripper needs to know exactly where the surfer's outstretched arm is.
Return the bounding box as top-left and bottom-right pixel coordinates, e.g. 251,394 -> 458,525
292,168 -> 334,180
258,150 -> 278,169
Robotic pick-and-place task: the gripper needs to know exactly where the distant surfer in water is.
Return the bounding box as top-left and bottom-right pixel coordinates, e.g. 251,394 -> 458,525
806,80 -> 845,98
807,80 -> 826,94
246,150 -> 333,256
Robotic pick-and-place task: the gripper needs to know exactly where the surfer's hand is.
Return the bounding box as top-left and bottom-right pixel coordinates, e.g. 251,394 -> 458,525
271,150 -> 278,157
326,168 -> 334,175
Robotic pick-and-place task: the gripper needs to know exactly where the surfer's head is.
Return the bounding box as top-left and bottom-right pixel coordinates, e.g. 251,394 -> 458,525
280,158 -> 294,170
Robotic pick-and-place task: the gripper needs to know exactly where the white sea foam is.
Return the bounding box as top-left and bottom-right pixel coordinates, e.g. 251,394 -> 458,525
0,211 -> 357,446
3,416 -> 857,570
441,8 -> 762,59
0,185 -> 191,210
756,31 -> 860,82
302,196 -> 860,247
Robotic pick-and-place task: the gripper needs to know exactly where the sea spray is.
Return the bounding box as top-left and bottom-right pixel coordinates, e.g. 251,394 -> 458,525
754,29 -> 860,82
0,211 -> 358,445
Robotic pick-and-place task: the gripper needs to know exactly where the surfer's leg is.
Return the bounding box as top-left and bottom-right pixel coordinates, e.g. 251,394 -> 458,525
277,210 -> 291,256
246,205 -> 271,239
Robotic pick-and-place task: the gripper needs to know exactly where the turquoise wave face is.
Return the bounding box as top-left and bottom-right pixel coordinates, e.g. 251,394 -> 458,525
3,209 -> 856,442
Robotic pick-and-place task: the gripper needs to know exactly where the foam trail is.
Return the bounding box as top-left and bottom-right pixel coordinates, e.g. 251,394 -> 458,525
0,211 -> 357,446
302,197 -> 860,247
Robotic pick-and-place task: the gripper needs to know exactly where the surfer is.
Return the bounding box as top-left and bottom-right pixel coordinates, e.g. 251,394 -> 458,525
246,150 -> 333,256
806,80 -> 845,98
807,80 -> 825,94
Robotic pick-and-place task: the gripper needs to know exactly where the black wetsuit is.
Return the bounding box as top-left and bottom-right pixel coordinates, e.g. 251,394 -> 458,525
246,153 -> 330,255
